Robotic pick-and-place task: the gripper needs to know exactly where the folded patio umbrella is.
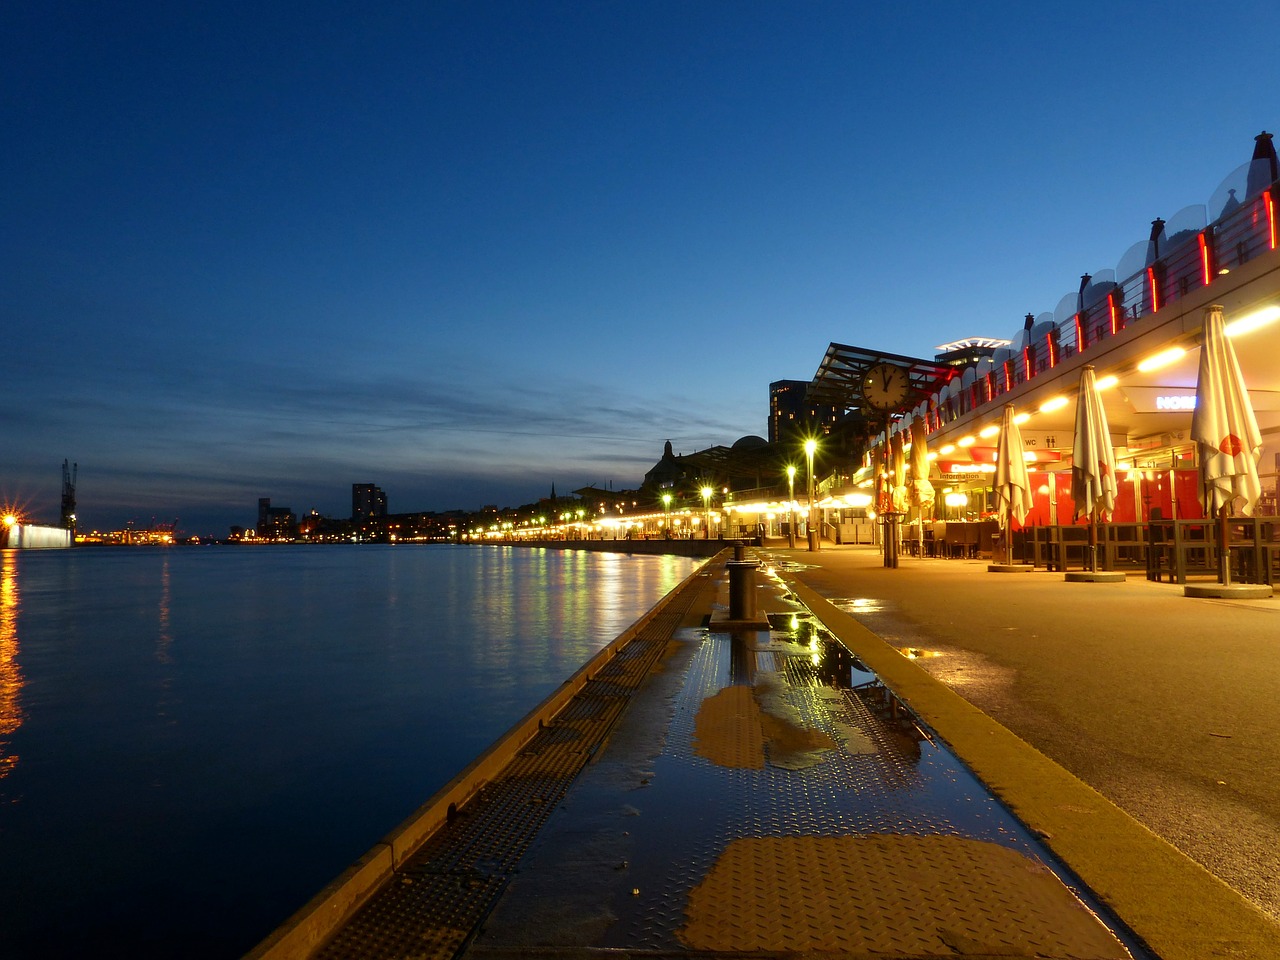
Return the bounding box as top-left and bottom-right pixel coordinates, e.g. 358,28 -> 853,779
994,404 -> 1031,564
1191,304 -> 1263,585
1071,365 -> 1118,571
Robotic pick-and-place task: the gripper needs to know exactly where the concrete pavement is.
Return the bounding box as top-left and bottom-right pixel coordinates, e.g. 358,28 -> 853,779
770,542 -> 1280,938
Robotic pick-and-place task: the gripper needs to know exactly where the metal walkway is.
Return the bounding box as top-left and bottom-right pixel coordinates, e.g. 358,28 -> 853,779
306,564 -> 719,960
264,555 -> 1142,960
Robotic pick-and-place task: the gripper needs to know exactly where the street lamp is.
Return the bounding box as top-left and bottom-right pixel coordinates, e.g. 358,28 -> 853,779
701,486 -> 712,539
804,438 -> 819,552
786,465 -> 796,548
662,492 -> 672,538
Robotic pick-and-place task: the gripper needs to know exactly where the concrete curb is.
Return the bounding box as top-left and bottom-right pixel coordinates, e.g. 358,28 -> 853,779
782,576 -> 1280,960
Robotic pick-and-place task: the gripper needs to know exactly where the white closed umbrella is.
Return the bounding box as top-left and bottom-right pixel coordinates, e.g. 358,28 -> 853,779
910,418 -> 934,557
890,430 -> 908,513
994,404 -> 1032,565
1191,304 -> 1263,584
910,419 -> 935,513
1071,365 -> 1118,571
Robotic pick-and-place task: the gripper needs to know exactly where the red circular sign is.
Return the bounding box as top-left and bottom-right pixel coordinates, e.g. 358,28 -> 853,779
1219,434 -> 1244,456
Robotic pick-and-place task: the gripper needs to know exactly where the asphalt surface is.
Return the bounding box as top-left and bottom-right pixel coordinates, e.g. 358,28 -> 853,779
772,542 -> 1280,926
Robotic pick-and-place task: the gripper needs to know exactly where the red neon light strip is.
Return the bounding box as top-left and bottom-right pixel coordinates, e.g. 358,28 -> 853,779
1022,346 -> 1032,379
1074,314 -> 1084,351
1108,295 -> 1118,336
1147,266 -> 1160,313
1198,232 -> 1211,287
1267,190 -> 1278,250
1047,333 -> 1057,369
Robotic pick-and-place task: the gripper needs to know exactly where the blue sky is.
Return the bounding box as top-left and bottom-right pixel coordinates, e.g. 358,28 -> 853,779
5,1 -> 1280,535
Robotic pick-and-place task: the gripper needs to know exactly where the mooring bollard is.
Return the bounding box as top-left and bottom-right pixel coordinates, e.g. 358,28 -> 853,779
727,556 -> 757,621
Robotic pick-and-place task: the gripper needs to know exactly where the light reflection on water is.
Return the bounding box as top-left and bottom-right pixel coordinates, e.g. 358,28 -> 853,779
0,544 -> 697,958
0,550 -> 22,779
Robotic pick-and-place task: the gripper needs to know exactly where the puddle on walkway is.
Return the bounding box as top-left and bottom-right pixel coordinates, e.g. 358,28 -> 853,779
831,595 -> 889,615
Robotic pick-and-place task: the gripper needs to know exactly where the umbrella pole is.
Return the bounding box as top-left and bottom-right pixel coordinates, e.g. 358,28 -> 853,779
1006,508 -> 1013,565
1219,505 -> 1231,586
1089,512 -> 1098,572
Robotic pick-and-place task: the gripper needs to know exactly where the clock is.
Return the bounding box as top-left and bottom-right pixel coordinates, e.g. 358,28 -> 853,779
860,362 -> 911,411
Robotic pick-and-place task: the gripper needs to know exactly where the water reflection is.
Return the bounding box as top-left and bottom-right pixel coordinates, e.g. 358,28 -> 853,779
156,551 -> 174,664
832,596 -> 887,614
771,610 -> 928,761
0,545 -> 702,956
0,551 -> 23,779
898,647 -> 942,661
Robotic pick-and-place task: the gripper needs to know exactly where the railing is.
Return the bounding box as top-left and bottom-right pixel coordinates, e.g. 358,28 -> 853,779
922,177 -> 1279,434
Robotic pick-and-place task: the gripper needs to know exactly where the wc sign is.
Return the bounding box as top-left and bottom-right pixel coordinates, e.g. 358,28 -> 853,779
1155,395 -> 1197,411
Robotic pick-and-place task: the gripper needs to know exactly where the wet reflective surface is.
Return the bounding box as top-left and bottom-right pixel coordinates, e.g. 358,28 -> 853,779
472,603 -> 1146,958
0,545 -> 698,958
0,551 -> 22,781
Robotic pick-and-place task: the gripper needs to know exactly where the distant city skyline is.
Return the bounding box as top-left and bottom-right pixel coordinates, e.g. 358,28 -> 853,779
6,2 -> 1280,535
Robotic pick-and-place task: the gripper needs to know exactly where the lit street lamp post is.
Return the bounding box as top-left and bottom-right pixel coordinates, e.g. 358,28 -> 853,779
701,486 -> 713,539
786,465 -> 796,549
805,438 -> 819,552
662,492 -> 672,538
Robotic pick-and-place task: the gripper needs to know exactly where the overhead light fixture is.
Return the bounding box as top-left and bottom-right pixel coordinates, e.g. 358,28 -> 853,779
1039,396 -> 1069,413
1095,374 -> 1119,390
957,435 -> 976,447
1013,413 -> 1030,425
1137,346 -> 1186,372
1225,304 -> 1280,338
978,424 -> 999,438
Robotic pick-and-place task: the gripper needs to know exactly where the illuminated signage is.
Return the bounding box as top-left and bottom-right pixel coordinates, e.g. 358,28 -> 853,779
1125,387 -> 1198,414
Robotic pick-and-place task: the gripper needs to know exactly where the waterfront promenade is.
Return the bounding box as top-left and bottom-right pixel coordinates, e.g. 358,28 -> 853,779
250,543 -> 1280,960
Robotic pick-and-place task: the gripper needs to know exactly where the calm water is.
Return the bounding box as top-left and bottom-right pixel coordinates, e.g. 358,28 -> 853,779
0,544 -> 699,958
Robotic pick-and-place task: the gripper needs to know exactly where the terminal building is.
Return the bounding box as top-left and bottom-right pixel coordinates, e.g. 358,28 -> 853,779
727,131 -> 1280,572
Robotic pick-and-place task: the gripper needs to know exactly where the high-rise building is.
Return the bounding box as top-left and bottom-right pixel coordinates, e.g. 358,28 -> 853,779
352,483 -> 388,521
769,380 -> 839,444
256,498 -> 297,539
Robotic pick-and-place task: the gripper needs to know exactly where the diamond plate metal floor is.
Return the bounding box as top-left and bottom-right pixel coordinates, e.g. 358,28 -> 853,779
304,557 -> 1144,960
463,572 -> 1140,959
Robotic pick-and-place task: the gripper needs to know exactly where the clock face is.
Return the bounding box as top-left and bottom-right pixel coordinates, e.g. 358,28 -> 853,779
861,362 -> 911,411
